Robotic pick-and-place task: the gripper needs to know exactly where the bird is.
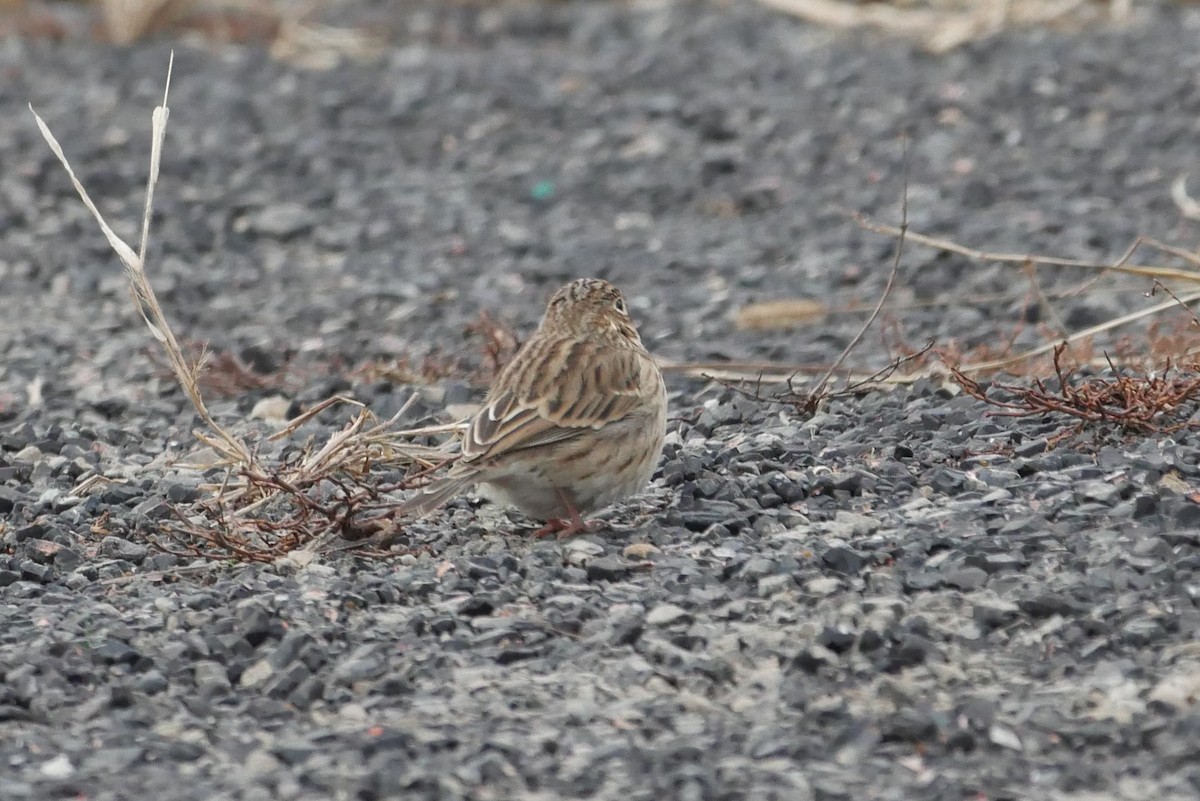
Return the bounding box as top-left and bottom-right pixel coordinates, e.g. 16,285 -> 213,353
397,278 -> 667,538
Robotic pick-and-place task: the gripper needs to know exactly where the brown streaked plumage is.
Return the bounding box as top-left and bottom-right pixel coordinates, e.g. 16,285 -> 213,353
397,278 -> 667,537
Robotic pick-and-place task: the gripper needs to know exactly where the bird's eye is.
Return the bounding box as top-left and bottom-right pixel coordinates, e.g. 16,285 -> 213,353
613,297 -> 627,315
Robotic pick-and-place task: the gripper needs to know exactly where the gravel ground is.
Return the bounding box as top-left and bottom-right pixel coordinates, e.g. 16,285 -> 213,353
4,2 -> 1200,800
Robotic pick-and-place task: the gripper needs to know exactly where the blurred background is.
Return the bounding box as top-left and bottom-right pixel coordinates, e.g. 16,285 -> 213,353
0,0 -> 1149,59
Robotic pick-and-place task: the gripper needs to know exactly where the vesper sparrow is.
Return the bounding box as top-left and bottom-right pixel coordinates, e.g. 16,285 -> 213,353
398,278 -> 667,537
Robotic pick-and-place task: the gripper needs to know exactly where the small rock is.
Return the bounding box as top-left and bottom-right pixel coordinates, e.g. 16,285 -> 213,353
100,483 -> 141,505
988,724 -> 1023,751
99,536 -> 149,562
240,660 -> 275,689
93,640 -> 140,665
1175,504 -> 1200,528
24,538 -> 63,565
242,203 -> 314,239
943,567 -> 988,591
166,483 -> 200,503
758,574 -> 794,597
646,604 -> 691,626
0,486 -> 22,513
12,445 -> 42,462
678,501 -> 742,531
903,571 -> 941,591
52,546 -> 84,572
1075,480 -> 1119,505
805,576 -> 842,596
739,557 -> 778,579
1014,438 -> 1048,457
1148,669 -> 1200,710
1019,592 -> 1082,618
136,670 -> 168,694
278,550 -> 315,570
132,499 -> 173,520
194,661 -> 232,697
965,553 -> 1024,574
881,709 -> 938,743
586,557 -> 632,582
623,542 -> 661,559
39,754 -> 74,779
273,737 -> 318,766
563,539 -> 604,567
18,561 -> 53,583
822,546 -> 866,575
241,749 -> 282,781
331,645 -> 386,685
250,396 -> 292,423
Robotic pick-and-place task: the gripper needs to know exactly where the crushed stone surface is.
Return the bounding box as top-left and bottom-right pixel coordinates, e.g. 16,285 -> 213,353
3,3 -> 1200,800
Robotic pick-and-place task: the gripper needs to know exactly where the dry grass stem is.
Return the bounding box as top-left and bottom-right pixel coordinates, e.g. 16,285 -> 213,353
851,213 -> 1200,284
959,289 -> 1200,374
31,54 -> 461,561
849,210 -> 1200,374
734,299 -> 828,330
754,0 -> 1109,53
806,138 -> 910,406
713,139 -> 918,412
29,53 -> 254,467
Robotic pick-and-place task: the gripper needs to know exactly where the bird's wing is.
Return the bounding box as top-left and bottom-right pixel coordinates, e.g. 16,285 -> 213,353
460,340 -> 650,466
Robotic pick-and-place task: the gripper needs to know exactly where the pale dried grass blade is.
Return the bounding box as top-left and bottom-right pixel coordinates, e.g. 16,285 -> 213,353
270,19 -> 384,70
755,0 -> 1095,52
268,395 -> 364,441
1143,238 -> 1200,268
141,51 -> 173,263
1171,174 -> 1200,222
735,299 -> 828,330
852,212 -> 1200,284
29,106 -> 140,269
31,55 -> 252,469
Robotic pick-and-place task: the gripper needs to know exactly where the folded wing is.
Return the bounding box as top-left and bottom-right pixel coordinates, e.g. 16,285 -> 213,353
461,338 -> 650,467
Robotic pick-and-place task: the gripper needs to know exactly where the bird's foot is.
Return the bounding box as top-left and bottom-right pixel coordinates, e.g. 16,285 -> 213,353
531,508 -> 598,539
532,489 -> 607,539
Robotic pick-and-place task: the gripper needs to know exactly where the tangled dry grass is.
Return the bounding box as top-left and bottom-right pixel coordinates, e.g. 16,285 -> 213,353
31,55 -> 453,560
954,345 -> 1200,442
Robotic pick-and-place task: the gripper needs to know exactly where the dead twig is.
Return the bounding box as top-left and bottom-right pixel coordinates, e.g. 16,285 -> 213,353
1150,280 -> 1200,328
713,138 -> 920,413
951,343 -> 1200,440
715,341 -> 936,413
849,212 -> 1200,284
849,210 -> 1200,374
806,136 -> 910,407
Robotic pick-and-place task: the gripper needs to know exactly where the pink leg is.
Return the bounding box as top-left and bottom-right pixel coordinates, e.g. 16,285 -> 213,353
531,490 -> 597,539
531,518 -> 570,538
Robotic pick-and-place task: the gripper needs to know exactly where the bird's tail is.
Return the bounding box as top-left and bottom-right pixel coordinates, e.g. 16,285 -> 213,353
394,474 -> 473,518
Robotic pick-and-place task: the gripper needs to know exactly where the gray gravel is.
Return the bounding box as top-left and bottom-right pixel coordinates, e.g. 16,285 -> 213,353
5,2 -> 1200,800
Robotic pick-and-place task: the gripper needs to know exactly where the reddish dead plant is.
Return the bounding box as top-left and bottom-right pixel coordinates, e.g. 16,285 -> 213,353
466,310 -> 523,381
951,343 -> 1200,441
